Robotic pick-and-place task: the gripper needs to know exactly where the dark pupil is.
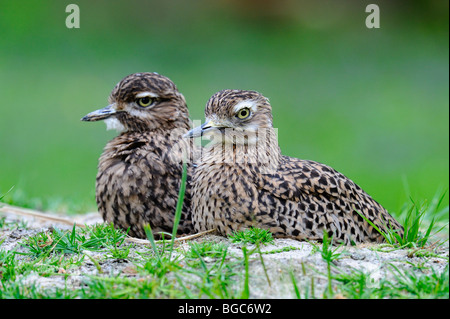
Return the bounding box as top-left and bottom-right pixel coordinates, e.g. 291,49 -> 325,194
240,110 -> 248,117
141,97 -> 150,105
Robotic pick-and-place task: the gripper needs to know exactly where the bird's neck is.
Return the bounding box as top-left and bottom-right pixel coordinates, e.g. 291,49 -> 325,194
201,127 -> 281,168
101,125 -> 195,164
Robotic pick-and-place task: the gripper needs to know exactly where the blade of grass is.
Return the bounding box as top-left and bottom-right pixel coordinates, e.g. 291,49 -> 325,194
290,270 -> 301,299
174,273 -> 194,298
433,189 -> 448,213
240,246 -> 250,299
83,253 -> 103,273
0,186 -> 14,201
250,242 -> 271,287
143,223 -> 161,263
169,160 -> 187,259
419,217 -> 435,247
354,210 -> 397,245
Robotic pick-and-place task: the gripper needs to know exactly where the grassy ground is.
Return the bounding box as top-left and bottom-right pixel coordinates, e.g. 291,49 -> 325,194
0,192 -> 448,300
0,219 -> 447,300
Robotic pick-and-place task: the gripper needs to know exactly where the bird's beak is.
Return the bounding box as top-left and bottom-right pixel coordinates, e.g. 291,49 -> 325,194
81,104 -> 117,122
184,120 -> 221,138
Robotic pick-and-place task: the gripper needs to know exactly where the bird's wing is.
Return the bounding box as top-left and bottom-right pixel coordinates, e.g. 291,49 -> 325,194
253,155 -> 403,232
253,156 -> 357,202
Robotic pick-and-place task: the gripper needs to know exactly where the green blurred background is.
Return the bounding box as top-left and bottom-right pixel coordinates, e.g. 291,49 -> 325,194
0,0 -> 448,216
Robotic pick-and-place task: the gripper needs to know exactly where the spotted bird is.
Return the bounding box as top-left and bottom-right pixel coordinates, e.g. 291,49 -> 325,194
82,72 -> 196,238
185,89 -> 403,244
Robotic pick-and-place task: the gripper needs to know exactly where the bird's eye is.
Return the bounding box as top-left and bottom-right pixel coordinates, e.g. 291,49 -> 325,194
137,97 -> 154,107
237,108 -> 251,119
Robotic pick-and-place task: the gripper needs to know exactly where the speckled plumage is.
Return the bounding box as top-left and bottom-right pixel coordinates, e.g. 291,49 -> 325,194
186,89 -> 403,244
82,73 -> 196,238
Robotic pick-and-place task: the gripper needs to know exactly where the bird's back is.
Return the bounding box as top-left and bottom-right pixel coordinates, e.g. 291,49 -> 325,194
254,155 -> 403,244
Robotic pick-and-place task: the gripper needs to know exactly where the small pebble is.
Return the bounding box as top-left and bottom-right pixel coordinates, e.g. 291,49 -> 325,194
351,253 -> 365,260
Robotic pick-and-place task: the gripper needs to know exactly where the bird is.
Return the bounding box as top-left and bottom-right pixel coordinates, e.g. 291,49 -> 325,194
184,89 -> 404,245
81,72 -> 197,239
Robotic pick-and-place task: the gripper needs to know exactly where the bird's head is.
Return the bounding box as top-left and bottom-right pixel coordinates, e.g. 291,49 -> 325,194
81,72 -> 189,133
184,89 -> 274,145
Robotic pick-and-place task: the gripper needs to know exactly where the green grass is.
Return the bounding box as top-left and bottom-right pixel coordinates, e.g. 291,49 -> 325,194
387,264 -> 449,299
0,221 -> 240,299
169,160 -> 188,258
356,191 -> 449,249
310,232 -> 346,298
288,250 -> 449,299
229,227 -> 275,245
0,217 -> 28,231
186,241 -> 229,259
0,187 -> 96,216
19,223 -> 128,258
331,264 -> 450,299
0,188 -> 12,201
1,216 -> 448,299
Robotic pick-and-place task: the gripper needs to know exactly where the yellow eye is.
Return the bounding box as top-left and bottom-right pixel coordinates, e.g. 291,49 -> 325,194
237,108 -> 251,119
137,96 -> 154,107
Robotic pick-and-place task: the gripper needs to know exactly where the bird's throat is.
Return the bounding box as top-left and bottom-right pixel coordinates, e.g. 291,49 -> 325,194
201,127 -> 281,168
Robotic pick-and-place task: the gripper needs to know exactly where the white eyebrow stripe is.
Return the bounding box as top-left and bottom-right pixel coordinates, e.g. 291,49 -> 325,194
233,100 -> 258,114
136,91 -> 159,98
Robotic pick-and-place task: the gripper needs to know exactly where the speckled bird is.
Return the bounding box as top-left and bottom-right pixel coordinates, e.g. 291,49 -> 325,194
185,89 -> 403,244
82,72 -> 196,238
